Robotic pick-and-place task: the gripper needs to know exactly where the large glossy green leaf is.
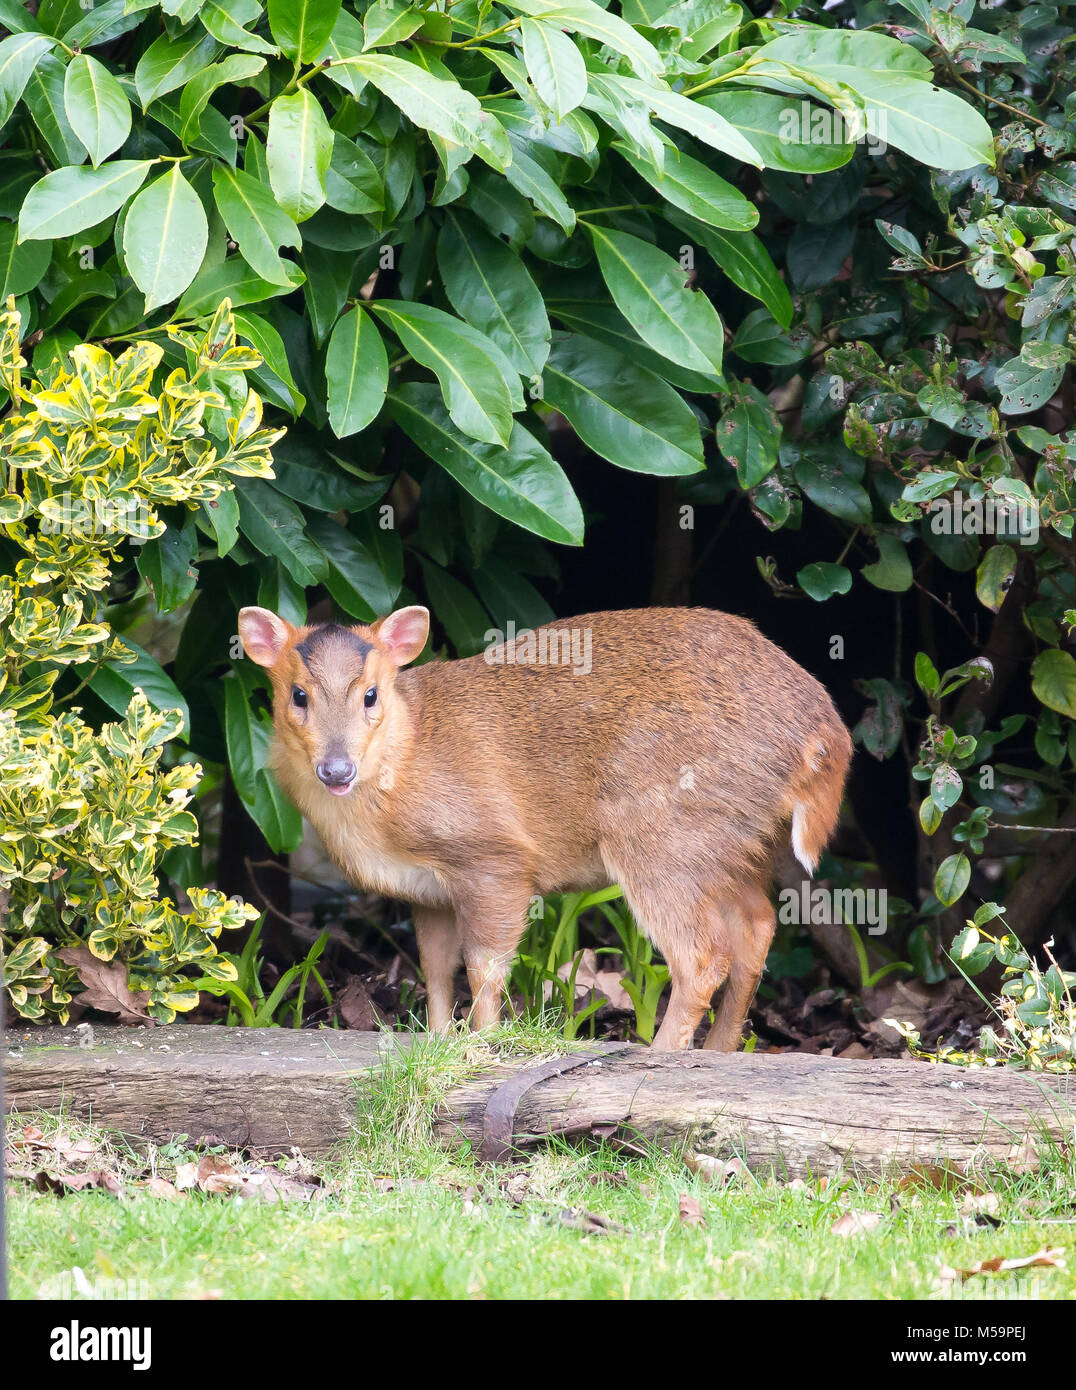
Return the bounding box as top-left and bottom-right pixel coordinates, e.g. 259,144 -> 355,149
64,53 -> 131,167
178,52 -> 265,143
391,382 -> 583,546
508,0 -> 662,81
123,164 -> 207,312
588,223 -> 725,377
23,51 -> 84,166
271,432 -> 386,513
0,32 -> 56,132
615,143 -> 758,230
419,557 -> 490,656
698,89 -> 854,173
542,333 -> 704,475
177,255 -> 304,315
1031,649 -> 1076,719
136,517 -> 199,613
715,379 -> 781,488
520,18 -> 587,120
267,88 -> 333,223
234,477 -> 326,586
371,300 -> 516,447
362,0 -> 423,50
748,30 -> 994,169
212,164 -> 301,285
325,306 -> 388,438
604,73 -> 763,166
233,309 -> 305,415
437,208 -> 550,378
324,133 -> 383,215
546,294 -> 719,392
306,514 -> 394,621
267,0 -> 341,61
503,136 -> 576,234
0,221 -> 50,298
201,0 -> 277,54
668,208 -> 792,327
90,637 -> 190,737
332,51 -> 511,173
135,29 -> 220,108
18,160 -> 153,240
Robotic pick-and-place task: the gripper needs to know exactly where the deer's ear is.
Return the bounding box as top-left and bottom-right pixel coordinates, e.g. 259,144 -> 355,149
239,607 -> 293,668
373,606 -> 429,667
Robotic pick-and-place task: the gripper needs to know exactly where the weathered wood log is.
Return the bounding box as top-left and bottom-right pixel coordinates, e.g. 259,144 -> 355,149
6,1026 -> 1076,1175
4,1024 -> 405,1155
435,1048 -> 1076,1177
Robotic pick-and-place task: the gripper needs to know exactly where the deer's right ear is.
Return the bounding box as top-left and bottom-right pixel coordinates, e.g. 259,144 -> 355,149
238,607 -> 292,668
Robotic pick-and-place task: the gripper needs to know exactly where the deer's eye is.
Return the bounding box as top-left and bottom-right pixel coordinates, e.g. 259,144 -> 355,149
292,686 -> 308,709
364,686 -> 377,709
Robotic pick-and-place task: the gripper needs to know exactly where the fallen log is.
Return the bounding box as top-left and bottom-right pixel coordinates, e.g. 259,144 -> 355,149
4,1024 -> 396,1155
435,1047 -> 1076,1177
5,1026 -> 1075,1175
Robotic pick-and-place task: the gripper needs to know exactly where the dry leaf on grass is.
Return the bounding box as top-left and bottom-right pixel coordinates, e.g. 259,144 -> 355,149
336,976 -> 386,1030
543,949 -> 633,1011
939,1247 -> 1065,1291
678,1194 -> 707,1227
196,1154 -> 243,1193
55,946 -> 151,1024
174,1161 -> 198,1192
831,1210 -> 883,1237
684,1152 -> 750,1187
961,1192 -> 1001,1218
897,1163 -> 983,1196
30,1168 -> 125,1197
556,1206 -> 627,1235
141,1177 -> 183,1200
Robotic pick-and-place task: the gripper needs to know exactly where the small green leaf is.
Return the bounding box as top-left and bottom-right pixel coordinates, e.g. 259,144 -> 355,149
796,562 -> 852,602
64,53 -> 131,167
935,853 -> 971,907
1031,648 -> 1076,719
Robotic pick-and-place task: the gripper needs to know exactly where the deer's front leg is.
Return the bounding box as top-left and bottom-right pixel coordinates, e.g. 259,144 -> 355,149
455,883 -> 532,1031
413,904 -> 461,1033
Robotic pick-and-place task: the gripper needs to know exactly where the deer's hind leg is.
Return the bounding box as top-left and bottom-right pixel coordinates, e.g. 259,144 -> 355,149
703,884 -> 775,1052
614,871 -> 734,1051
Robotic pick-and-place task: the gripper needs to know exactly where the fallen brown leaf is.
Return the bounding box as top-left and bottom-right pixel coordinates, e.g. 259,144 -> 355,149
55,946 -> 151,1024
678,1194 -> 706,1227
939,1247 -> 1065,1291
555,1206 -> 628,1235
684,1152 -> 750,1187
196,1154 -> 243,1193
174,1161 -> 198,1191
831,1210 -> 883,1237
337,976 -> 386,1031
141,1176 -> 183,1199
897,1163 -> 982,1196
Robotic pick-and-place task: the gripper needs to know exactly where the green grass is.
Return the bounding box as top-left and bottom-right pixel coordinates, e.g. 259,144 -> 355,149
7,1023 -> 1076,1300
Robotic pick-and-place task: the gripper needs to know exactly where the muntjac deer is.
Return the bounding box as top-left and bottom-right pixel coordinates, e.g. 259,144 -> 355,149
237,605 -> 851,1050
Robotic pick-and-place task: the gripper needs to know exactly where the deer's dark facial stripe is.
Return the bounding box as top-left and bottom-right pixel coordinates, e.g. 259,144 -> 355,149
295,624 -> 373,668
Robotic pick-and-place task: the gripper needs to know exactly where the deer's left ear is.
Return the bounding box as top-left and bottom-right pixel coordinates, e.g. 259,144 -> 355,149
372,606 -> 429,667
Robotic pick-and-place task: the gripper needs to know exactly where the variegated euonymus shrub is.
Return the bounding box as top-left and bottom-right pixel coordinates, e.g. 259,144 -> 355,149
0,298 -> 281,1022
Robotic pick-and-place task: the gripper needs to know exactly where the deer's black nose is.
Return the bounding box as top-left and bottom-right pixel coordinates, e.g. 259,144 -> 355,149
317,758 -> 356,787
